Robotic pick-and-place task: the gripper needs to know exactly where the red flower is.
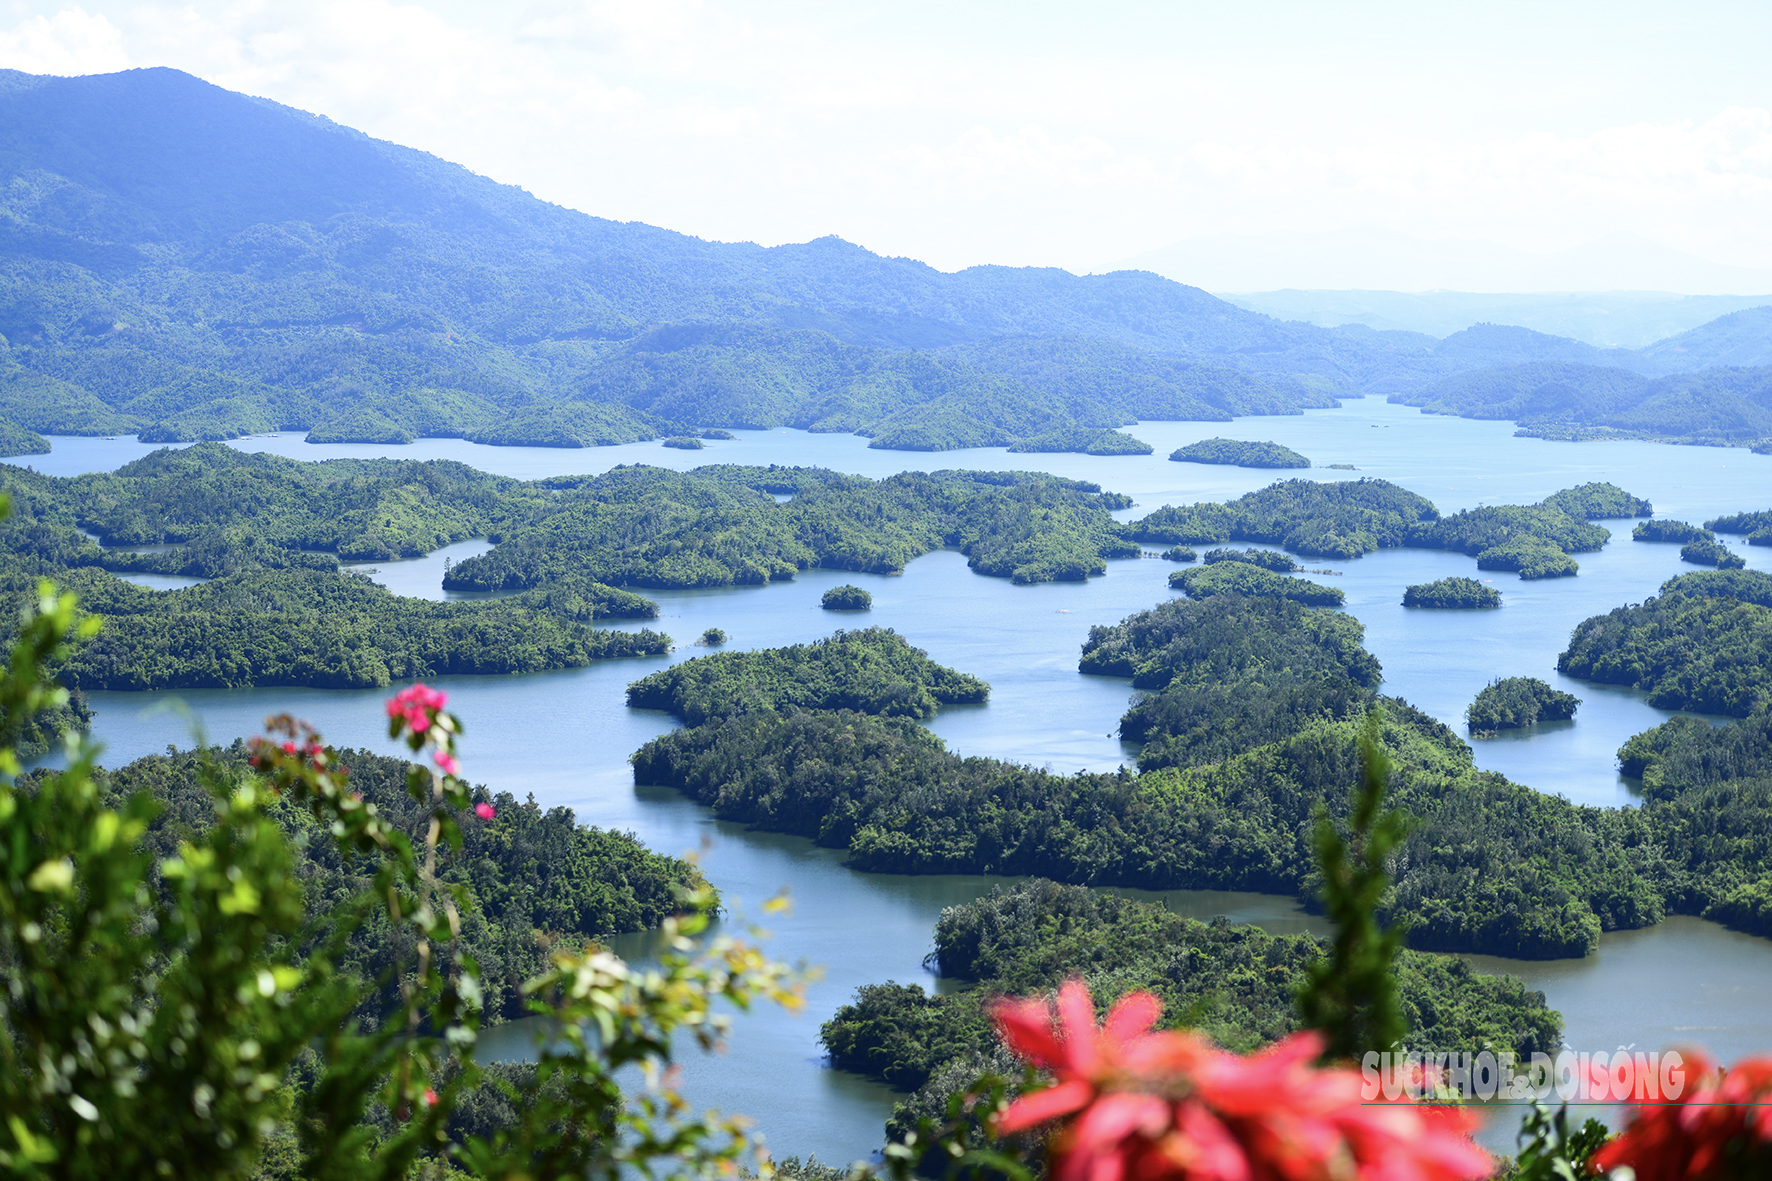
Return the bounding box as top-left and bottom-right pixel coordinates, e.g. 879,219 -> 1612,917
991,980 -> 1489,1181
386,683 -> 448,734
1594,1051 -> 1772,1180
423,1088 -> 438,1108
474,802 -> 495,820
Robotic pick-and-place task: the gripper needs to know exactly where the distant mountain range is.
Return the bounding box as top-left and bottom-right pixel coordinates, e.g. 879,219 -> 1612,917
0,67 -> 1770,455
1218,291 -> 1772,350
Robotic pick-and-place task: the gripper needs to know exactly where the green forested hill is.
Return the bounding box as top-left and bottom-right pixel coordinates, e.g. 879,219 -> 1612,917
46,745 -> 706,1022
4,66 -> 1752,456
820,880 -> 1561,1119
1392,359 -> 1772,446
13,566 -> 667,690
443,465 -> 1140,589
1559,569 -> 1772,715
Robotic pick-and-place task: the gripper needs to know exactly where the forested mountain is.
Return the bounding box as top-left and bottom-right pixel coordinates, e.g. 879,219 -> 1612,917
1,65 -> 1759,457
1392,360 -> 1772,444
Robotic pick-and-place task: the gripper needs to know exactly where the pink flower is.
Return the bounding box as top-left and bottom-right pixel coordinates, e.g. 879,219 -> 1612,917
423,1088 -> 438,1108
474,802 -> 495,820
991,980 -> 1490,1181
1595,1050 -> 1772,1179
386,683 -> 448,734
434,750 -> 460,777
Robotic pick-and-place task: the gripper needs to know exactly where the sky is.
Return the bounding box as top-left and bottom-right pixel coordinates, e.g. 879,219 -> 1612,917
2,0 -> 1771,289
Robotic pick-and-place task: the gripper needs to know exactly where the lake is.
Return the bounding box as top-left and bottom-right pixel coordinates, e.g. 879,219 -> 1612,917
29,395 -> 1772,1161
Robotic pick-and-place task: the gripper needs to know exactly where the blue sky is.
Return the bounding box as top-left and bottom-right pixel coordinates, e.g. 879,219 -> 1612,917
2,1 -> 1769,287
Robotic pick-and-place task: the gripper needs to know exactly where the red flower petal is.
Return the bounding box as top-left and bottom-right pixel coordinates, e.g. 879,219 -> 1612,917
997,1078 -> 1096,1133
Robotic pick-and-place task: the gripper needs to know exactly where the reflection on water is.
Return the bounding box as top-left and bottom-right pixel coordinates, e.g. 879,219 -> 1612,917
31,400 -> 1772,1164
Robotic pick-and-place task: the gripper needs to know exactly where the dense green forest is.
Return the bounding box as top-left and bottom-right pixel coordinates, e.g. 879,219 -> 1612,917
1634,518 -> 1711,543
0,446 -> 1143,590
1403,576 -> 1500,608
443,465 -> 1140,590
1391,360 -> 1772,447
819,880 -> 1561,1129
1005,426 -> 1152,455
1681,538 -> 1747,568
1126,478 -> 1439,558
626,588 -> 1772,955
0,415 -> 49,456
1126,478 -> 1643,573
11,566 -> 668,690
19,743 -> 705,1023
821,584 -> 872,610
630,599 -> 1748,958
1466,677 -> 1580,732
1169,438 -> 1311,468
1202,546 -> 1299,571
1708,508 -> 1772,544
1168,560 -> 1345,606
1559,570 -> 1772,715
625,628 -> 988,726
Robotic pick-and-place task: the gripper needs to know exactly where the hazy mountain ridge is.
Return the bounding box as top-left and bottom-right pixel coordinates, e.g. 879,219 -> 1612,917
0,66 -> 1765,453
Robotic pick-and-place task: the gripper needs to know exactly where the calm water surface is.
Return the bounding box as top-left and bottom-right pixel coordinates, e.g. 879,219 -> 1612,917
31,398 -> 1772,1162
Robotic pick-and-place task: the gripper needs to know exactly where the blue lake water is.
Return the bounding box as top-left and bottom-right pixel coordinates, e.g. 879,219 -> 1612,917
27,397 -> 1772,1162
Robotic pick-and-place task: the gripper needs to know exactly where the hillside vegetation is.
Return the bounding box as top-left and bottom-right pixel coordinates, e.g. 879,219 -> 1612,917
2,66 -> 1761,464
820,880 -> 1561,1127
26,744 -> 707,1024
628,596 -> 1772,960
1169,438 -> 1311,468
1559,569 -> 1772,716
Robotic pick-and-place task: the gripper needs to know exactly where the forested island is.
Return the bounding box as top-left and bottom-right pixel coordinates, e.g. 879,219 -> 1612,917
1202,546 -> 1299,571
1708,508 -> 1772,544
1466,677 -> 1581,732
1403,576 -> 1501,608
1559,569 -> 1772,715
7,566 -> 668,691
1005,426 -> 1153,455
1682,538 -> 1746,568
1124,476 -> 1645,573
1169,438 -> 1311,468
1634,519 -> 1711,543
626,594 -> 1772,960
625,628 -> 987,726
1168,560 -> 1345,606
819,881 -> 1561,1132
821,584 -> 873,610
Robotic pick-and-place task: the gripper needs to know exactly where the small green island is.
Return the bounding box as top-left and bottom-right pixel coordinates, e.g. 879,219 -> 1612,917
1160,545 -> 1197,562
701,429 -> 736,440
662,436 -> 705,450
1169,561 -> 1344,606
1682,538 -> 1746,568
1475,537 -> 1579,579
821,584 -> 873,610
1007,426 -> 1154,455
1169,438 -> 1311,469
699,627 -> 727,645
1403,576 -> 1502,608
1634,519 -> 1712,544
1466,676 -> 1581,733
1202,546 -> 1299,572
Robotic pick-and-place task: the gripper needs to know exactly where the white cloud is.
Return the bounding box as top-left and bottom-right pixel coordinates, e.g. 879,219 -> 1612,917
0,7 -> 130,75
0,0 -> 1770,285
